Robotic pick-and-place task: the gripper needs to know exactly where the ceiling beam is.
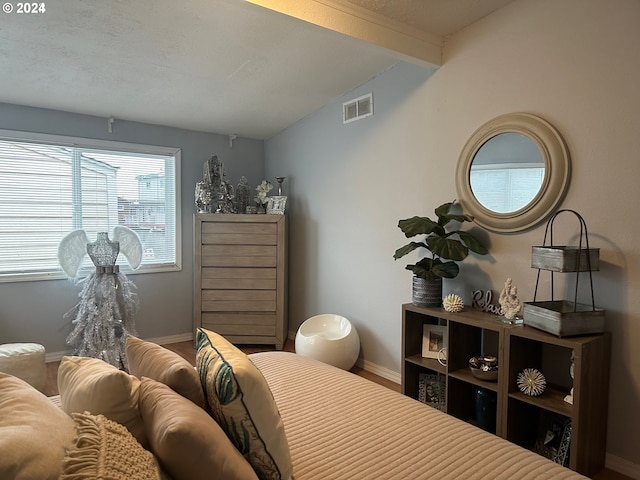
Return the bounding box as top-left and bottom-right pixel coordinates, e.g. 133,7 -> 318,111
245,0 -> 443,67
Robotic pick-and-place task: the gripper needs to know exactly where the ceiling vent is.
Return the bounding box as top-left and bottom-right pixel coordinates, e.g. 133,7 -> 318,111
343,93 -> 373,124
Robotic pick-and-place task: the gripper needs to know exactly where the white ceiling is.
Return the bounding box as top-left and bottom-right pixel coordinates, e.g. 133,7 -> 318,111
0,0 -> 514,139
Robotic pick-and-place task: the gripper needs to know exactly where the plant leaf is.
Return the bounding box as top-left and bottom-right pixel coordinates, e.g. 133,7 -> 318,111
398,217 -> 444,238
434,202 -> 453,218
431,260 -> 459,278
412,257 -> 459,279
435,202 -> 453,227
410,258 -> 438,280
436,201 -> 474,224
445,213 -> 474,223
457,231 -> 489,255
393,241 -> 427,260
426,236 -> 469,261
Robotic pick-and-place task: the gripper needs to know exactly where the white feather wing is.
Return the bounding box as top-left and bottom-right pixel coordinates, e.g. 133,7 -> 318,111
112,225 -> 143,270
58,230 -> 89,278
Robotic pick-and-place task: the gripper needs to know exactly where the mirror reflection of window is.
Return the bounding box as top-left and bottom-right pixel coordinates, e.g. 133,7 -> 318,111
470,133 -> 545,214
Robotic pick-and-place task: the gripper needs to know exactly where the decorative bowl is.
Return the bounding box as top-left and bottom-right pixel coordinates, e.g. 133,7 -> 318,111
468,355 -> 499,382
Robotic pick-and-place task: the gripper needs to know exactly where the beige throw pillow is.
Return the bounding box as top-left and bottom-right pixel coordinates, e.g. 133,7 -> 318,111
196,328 -> 293,480
0,373 -> 76,480
57,356 -> 147,447
60,412 -> 161,480
139,377 -> 258,480
126,335 -> 205,408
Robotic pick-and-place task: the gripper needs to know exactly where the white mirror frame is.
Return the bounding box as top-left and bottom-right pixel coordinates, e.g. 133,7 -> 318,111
456,112 -> 571,233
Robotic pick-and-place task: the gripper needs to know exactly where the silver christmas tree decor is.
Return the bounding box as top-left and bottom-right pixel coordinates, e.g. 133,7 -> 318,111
58,227 -> 143,369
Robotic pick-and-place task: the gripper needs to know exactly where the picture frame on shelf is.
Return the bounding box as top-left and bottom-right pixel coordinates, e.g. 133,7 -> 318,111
422,324 -> 447,359
418,373 -> 446,411
267,195 -> 287,215
534,412 -> 571,467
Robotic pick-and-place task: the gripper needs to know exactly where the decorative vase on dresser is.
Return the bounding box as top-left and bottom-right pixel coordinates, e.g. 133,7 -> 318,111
193,213 -> 288,349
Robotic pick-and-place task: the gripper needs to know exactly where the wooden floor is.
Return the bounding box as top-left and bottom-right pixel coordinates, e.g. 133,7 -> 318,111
44,339 -> 627,480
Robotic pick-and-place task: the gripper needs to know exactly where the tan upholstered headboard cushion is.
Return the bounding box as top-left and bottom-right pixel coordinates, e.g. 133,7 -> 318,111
0,372 -> 76,480
126,335 -> 205,408
60,412 -> 161,480
138,377 -> 258,480
57,356 -> 147,447
196,328 -> 293,480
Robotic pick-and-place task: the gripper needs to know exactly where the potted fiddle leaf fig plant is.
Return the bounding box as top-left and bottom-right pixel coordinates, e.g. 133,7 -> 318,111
394,200 -> 489,307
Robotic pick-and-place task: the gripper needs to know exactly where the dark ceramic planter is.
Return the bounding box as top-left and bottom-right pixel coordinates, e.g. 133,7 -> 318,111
411,276 -> 443,308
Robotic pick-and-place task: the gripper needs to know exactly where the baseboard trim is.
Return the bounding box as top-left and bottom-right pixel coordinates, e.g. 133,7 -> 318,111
44,332 -> 194,363
606,453 -> 640,479
355,358 -> 402,384
46,349 -> 73,363
146,332 -> 194,346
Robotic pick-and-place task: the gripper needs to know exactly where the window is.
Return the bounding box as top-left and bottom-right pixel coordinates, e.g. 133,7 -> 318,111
0,130 -> 181,282
470,164 -> 544,213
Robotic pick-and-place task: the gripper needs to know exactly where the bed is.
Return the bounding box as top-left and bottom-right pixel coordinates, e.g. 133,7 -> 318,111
1,332 -> 588,480
250,351 -> 586,480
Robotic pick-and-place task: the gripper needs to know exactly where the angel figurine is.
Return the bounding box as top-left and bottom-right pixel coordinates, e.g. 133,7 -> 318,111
58,226 -> 143,369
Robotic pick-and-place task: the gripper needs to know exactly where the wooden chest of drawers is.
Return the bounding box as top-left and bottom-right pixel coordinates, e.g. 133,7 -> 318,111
194,214 -> 287,349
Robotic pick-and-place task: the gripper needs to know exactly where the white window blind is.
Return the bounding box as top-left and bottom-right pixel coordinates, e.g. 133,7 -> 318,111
470,164 -> 544,214
0,132 -> 180,282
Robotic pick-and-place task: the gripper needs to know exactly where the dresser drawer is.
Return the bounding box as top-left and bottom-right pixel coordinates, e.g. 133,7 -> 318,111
201,245 -> 277,267
202,222 -> 277,245
201,267 -> 276,290
201,313 -> 276,336
202,289 -> 276,312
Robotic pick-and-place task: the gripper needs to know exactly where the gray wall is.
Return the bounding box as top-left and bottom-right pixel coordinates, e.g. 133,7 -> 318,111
265,62 -> 439,372
265,0 -> 640,472
0,102 -> 264,352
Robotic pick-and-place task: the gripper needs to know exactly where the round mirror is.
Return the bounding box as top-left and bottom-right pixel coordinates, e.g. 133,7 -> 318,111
456,113 -> 570,233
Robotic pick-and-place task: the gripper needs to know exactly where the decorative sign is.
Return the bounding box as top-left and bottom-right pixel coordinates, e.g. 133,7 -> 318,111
472,290 -> 502,314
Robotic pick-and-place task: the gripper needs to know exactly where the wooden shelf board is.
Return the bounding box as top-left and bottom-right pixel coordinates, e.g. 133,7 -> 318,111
449,368 -> 500,392
405,354 -> 446,374
508,386 -> 573,417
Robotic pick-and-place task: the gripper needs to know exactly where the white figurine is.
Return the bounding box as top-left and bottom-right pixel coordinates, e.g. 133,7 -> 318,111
498,277 -> 522,320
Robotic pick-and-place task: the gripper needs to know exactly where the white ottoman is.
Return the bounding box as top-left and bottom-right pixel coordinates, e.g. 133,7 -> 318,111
295,314 -> 360,370
0,343 -> 47,392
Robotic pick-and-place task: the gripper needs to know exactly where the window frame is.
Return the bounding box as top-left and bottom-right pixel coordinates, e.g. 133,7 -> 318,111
0,128 -> 182,283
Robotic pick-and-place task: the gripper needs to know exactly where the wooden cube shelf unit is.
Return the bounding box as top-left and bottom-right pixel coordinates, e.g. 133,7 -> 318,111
401,303 -> 610,477
505,326 -> 610,475
194,214 -> 288,349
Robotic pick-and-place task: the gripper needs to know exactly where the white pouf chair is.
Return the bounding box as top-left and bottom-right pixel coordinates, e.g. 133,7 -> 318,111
295,314 -> 360,370
0,343 -> 47,392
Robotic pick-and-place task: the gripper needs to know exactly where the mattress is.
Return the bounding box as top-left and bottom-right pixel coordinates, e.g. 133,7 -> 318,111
250,351 -> 586,480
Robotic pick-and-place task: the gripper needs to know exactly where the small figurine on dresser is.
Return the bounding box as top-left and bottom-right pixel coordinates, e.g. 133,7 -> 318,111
195,155 -> 236,213
235,176 -> 251,214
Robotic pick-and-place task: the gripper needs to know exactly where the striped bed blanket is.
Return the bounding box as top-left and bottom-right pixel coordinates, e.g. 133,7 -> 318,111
250,351 -> 586,480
